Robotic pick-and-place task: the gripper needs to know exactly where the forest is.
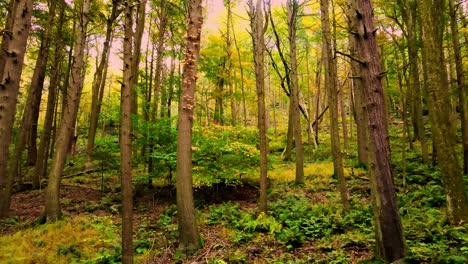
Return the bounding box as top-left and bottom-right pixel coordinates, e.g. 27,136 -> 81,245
0,0 -> 467,263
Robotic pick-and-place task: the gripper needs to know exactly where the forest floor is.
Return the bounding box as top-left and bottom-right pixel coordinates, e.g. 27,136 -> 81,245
0,133 -> 467,263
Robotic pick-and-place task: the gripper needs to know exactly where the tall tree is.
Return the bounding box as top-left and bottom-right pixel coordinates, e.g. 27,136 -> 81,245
131,0 -> 146,116
249,0 -> 268,212
418,0 -> 468,225
448,0 -> 468,174
321,0 -> 349,211
401,0 -> 429,163
34,0 -> 66,189
0,0 -> 33,218
176,0 -> 203,252
121,0 -> 134,262
287,0 -> 304,184
10,0 -> 57,185
86,0 -> 119,167
44,0 -> 91,222
347,0 -> 406,261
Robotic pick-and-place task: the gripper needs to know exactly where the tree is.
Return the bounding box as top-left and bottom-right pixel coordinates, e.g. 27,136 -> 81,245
0,0 -> 34,218
176,0 -> 203,252
249,0 -> 269,212
121,0 -> 134,262
34,0 -> 67,189
347,0 -> 406,261
45,0 -> 91,222
10,0 -> 57,185
321,0 -> 349,211
417,0 -> 468,225
86,0 -> 119,168
287,0 -> 305,184
448,0 -> 468,174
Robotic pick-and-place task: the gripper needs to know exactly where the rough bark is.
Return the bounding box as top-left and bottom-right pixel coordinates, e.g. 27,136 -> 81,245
321,0 -> 349,211
176,0 -> 203,252
348,0 -> 406,261
121,1 -> 134,262
0,0 -> 33,218
418,0 -> 468,225
45,0 -> 90,222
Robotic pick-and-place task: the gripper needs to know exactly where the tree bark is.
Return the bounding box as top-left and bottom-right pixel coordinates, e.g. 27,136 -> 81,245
249,0 -> 269,213
288,0 -> 304,184
45,0 -> 90,222
402,0 -> 429,163
448,0 -> 468,174
176,0 -> 203,252
321,0 -> 349,211
348,0 -> 406,261
0,0 -> 33,218
34,1 -> 66,189
131,0 -> 146,116
121,1 -> 134,262
10,1 -> 56,186
418,0 -> 468,225
348,35 -> 368,164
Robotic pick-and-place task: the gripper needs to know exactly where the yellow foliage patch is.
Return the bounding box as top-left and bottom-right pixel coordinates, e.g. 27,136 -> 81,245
0,216 -> 117,264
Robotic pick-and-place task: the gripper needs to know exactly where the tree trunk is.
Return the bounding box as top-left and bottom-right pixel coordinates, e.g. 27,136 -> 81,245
348,32 -> 368,164
11,0 -> 56,185
321,0 -> 349,212
34,1 -> 66,189
0,0 -> 33,218
418,0 -> 468,225
348,0 -> 406,261
288,0 -> 304,184
403,0 -> 429,163
86,1 -> 118,167
45,0 -> 90,222
121,1 -> 134,262
231,16 -> 247,126
249,0 -> 268,213
448,0 -> 468,174
176,0 -> 203,252
151,0 -> 168,121
131,0 -> 146,116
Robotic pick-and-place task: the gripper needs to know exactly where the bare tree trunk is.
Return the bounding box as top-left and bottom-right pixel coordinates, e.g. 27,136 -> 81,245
131,0 -> 146,116
176,0 -> 203,252
321,0 -> 349,211
45,0 -> 90,222
348,0 -> 406,261
402,0 -> 429,163
86,1 -> 118,167
448,0 -> 468,174
249,0 -> 268,213
34,1 -> 66,189
231,16 -> 247,126
288,0 -> 304,184
152,0 -> 168,121
348,35 -> 368,164
418,0 -> 468,225
11,0 -> 56,186
121,1 -> 134,262
0,0 -> 33,218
